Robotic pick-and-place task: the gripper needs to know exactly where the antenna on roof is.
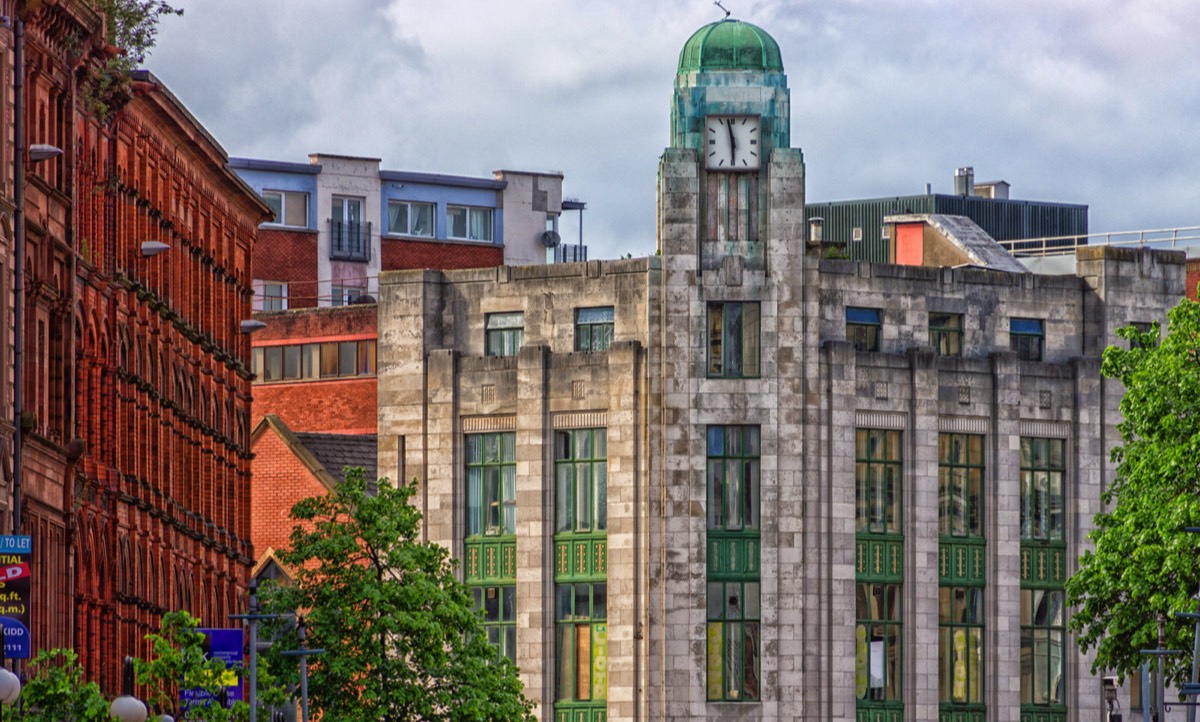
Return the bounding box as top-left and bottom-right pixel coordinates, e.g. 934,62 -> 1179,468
714,0 -> 731,18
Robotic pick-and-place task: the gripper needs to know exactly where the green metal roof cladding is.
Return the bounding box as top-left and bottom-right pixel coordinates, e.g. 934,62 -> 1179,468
678,19 -> 783,73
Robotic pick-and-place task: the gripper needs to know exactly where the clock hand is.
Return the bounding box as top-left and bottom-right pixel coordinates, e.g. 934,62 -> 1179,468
727,118 -> 736,157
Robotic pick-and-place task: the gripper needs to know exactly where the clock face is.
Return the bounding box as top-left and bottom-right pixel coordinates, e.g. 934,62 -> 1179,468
705,115 -> 760,170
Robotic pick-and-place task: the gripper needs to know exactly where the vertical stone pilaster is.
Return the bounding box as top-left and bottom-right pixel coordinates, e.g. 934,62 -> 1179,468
820,340 -> 858,722
1071,355 -> 1103,722
607,340 -> 644,722
990,351 -> 1021,721
424,348 -> 458,553
908,346 -> 940,721
517,344 -> 550,715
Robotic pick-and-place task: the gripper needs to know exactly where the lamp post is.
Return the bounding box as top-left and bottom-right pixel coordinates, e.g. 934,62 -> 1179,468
109,656 -> 147,722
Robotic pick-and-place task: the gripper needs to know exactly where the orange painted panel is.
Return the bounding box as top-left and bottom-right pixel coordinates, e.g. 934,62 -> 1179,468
895,223 -> 924,266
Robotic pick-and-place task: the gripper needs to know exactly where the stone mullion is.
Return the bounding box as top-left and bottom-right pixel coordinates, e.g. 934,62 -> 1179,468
516,345 -> 549,715
988,351 -> 1021,722
908,347 -> 939,722
605,340 -> 642,722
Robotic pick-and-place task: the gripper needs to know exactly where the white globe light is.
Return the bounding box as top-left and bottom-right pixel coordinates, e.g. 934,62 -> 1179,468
0,669 -> 16,706
109,695 -> 148,722
161,715 -> 175,722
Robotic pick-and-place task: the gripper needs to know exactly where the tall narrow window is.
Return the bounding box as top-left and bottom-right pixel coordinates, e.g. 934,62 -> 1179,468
1020,437 -> 1064,541
856,429 -> 901,535
554,429 -> 608,719
472,585 -> 516,665
706,425 -> 760,702
486,312 -> 524,357
707,302 -> 760,378
938,434 -> 983,538
857,583 -> 901,703
855,429 -> 903,719
939,432 -> 986,719
330,196 -> 369,261
1010,318 -> 1045,361
1020,589 -> 1065,708
940,586 -> 984,706
1020,437 -> 1067,718
465,432 -> 517,665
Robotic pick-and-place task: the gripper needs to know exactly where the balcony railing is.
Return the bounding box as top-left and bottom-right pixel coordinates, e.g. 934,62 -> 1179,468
1000,226 -> 1200,257
329,220 -> 371,262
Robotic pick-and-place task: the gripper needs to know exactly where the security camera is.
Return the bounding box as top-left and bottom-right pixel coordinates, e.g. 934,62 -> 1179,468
1103,676 -> 1118,691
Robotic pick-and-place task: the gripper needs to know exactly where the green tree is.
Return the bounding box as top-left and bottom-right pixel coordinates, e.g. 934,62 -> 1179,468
1066,304 -> 1200,686
20,649 -> 111,722
261,470 -> 535,722
136,610 -> 249,722
83,0 -> 184,120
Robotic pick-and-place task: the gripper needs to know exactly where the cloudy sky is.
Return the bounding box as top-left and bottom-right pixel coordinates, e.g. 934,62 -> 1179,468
148,0 -> 1200,260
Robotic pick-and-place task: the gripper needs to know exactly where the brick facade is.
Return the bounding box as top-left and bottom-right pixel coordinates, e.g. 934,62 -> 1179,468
248,425 -> 328,558
380,237 -> 503,272
254,227 -> 318,309
3,0 -> 268,693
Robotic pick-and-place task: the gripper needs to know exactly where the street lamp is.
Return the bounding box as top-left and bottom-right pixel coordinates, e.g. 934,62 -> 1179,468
109,657 -> 147,722
0,667 -> 19,705
140,240 -> 170,257
240,319 -> 267,334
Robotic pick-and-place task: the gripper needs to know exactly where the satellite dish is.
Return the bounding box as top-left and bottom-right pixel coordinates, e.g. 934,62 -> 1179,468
540,230 -> 561,248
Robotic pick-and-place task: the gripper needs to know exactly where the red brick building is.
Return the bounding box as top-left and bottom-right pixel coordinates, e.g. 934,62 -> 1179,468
249,414 -> 376,582
3,0 -> 269,692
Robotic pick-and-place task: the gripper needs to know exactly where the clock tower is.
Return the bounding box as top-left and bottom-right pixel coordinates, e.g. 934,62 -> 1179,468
659,17 -> 804,271
653,16 -> 817,722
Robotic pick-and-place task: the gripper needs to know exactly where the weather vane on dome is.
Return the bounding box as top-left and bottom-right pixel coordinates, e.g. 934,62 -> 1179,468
714,1 -> 731,19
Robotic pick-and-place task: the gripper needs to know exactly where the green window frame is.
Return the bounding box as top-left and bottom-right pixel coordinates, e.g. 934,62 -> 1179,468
930,312 -> 963,356
486,312 -> 524,357
938,433 -> 984,539
856,583 -> 901,702
1020,588 -> 1065,708
847,306 -> 882,352
575,307 -> 614,353
466,432 -> 516,537
555,429 -> 607,533
707,302 -> 761,378
1010,318 -> 1044,361
1020,437 -> 1064,541
555,582 -> 608,704
706,425 -> 761,532
706,580 -> 760,702
855,429 -> 901,535
706,425 -> 761,703
939,586 -> 984,706
472,584 -> 516,665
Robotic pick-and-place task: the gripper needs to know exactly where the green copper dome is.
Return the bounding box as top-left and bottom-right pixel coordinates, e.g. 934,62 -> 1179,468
677,19 -> 783,73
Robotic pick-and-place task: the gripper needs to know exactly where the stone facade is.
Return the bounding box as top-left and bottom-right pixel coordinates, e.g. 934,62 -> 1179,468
376,17 -> 1185,722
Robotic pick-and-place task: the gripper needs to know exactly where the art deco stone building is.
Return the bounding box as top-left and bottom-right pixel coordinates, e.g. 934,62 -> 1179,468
377,18 -> 1182,722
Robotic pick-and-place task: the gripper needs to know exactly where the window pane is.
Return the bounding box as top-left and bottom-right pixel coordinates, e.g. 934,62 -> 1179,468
412,203 -> 433,236
284,192 -> 307,226
742,302 -> 760,376
388,202 -> 407,234
724,302 -> 743,377
339,341 -> 357,376
283,345 -> 301,379
320,343 -> 339,377
262,192 -> 282,223
448,207 -> 467,238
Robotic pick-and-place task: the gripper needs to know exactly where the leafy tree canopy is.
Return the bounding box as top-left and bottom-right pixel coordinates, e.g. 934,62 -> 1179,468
136,610 -> 250,722
1066,300 -> 1200,686
261,471 -> 535,722
21,649 -> 111,722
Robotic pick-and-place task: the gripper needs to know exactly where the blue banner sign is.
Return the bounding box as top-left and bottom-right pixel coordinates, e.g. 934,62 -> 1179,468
0,536 -> 32,659
181,628 -> 244,708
